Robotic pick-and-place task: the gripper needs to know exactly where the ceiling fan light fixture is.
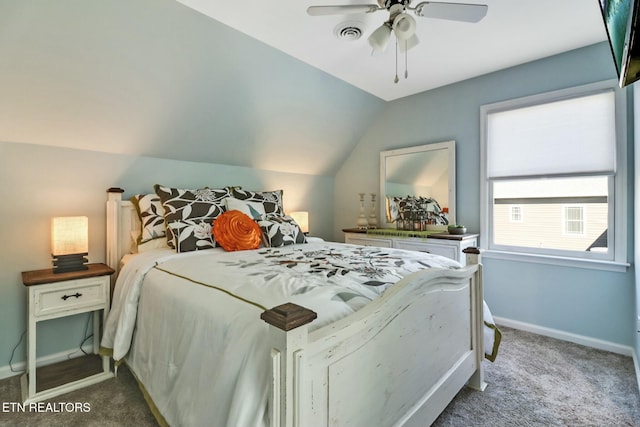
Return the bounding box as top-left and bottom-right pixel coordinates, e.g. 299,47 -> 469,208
307,0 -> 488,84
368,23 -> 392,52
392,13 -> 416,41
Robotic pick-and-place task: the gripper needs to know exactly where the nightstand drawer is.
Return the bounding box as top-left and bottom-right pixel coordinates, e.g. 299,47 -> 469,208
33,277 -> 108,318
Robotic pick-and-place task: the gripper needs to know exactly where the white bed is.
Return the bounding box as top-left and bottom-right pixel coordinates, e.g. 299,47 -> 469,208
102,188 -> 497,427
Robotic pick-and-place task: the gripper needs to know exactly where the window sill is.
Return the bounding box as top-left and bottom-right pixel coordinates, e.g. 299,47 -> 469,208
482,249 -> 630,272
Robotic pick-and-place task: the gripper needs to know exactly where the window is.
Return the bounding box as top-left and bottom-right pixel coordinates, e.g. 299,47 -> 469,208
563,206 -> 585,236
480,80 -> 627,270
509,206 -> 522,222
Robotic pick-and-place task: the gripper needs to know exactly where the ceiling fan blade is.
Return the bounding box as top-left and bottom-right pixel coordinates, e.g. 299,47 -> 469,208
413,2 -> 488,23
307,4 -> 379,16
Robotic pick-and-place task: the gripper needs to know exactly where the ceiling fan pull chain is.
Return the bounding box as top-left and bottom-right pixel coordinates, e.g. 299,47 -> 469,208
394,39 -> 399,84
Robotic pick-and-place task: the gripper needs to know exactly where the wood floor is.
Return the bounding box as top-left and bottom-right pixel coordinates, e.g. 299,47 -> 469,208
34,354 -> 104,392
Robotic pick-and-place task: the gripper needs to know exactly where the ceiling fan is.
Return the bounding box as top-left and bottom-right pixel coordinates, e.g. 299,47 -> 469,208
307,1 -> 488,82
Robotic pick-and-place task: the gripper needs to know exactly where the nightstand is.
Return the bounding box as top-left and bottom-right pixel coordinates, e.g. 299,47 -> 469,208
20,263 -> 115,403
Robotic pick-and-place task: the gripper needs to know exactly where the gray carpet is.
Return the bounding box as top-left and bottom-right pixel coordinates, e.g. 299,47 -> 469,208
1,326 -> 638,426
433,327 -> 640,427
0,363 -> 157,427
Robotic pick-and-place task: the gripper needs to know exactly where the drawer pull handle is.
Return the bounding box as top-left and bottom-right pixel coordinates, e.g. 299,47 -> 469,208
61,292 -> 82,301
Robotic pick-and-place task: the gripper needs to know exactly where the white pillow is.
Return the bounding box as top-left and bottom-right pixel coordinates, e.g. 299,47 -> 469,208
137,238 -> 170,253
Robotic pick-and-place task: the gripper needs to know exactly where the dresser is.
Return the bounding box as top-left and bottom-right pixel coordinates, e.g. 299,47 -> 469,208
343,229 -> 478,266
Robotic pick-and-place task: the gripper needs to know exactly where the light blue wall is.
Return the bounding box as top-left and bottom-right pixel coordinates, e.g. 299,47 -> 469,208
0,0 -> 382,372
0,141 -> 334,372
0,0 -> 384,176
335,42 -> 636,347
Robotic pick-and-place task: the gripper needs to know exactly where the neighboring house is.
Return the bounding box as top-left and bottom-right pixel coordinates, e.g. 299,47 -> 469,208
493,177 -> 609,252
494,200 -> 608,252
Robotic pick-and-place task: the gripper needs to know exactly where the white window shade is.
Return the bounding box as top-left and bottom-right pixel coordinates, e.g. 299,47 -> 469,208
487,90 -> 616,178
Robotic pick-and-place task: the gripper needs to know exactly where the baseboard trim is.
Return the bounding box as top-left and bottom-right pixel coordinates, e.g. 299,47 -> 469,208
494,316 -> 634,357
0,344 -> 93,381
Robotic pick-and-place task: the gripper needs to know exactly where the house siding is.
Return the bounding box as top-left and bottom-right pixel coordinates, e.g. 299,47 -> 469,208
494,203 -> 608,251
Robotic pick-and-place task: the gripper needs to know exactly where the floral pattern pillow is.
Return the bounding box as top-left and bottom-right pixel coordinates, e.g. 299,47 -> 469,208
130,194 -> 165,244
388,195 -> 449,225
154,184 -> 232,252
258,215 -> 307,247
224,197 -> 266,220
230,188 -> 284,217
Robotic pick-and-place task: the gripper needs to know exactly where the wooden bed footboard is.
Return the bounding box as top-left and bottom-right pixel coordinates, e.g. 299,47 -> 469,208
261,257 -> 484,427
106,188 -> 484,427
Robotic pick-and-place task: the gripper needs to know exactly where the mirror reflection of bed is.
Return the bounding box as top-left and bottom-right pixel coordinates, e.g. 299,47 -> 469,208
380,140 -> 456,231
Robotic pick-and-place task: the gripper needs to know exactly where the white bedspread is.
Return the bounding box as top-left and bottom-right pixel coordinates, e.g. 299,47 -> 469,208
101,241 -> 496,427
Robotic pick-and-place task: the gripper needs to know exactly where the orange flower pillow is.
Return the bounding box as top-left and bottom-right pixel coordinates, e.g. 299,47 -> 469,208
212,210 -> 263,251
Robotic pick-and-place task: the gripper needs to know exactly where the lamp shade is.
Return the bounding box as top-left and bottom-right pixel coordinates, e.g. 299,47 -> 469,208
392,13 -> 416,41
51,216 -> 88,256
368,23 -> 392,52
289,211 -> 309,234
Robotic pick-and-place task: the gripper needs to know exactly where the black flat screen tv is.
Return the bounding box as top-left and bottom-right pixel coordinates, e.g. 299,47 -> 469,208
599,0 -> 640,87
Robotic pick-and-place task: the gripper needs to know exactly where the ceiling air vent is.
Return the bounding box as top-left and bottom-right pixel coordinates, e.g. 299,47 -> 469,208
334,21 -> 364,41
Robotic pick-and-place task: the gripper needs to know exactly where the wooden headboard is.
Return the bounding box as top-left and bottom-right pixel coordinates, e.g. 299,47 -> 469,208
106,188 -> 140,280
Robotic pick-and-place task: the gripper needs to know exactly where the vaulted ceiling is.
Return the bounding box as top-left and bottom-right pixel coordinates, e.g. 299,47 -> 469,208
0,0 -> 609,176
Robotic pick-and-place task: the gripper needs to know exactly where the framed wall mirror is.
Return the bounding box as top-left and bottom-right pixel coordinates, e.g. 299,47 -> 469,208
380,140 -> 456,229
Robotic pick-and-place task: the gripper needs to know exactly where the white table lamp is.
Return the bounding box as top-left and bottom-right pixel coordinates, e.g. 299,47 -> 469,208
51,216 -> 89,273
289,211 -> 309,234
